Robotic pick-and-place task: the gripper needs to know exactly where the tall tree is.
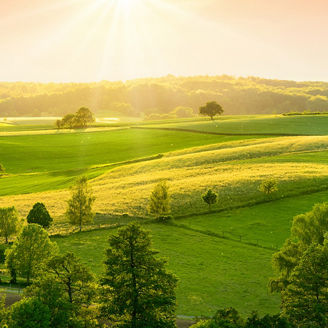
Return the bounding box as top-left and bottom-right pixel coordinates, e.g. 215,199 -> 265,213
0,206 -> 20,243
66,176 -> 95,232
27,202 -> 53,229
199,101 -> 224,120
281,243 -> 328,327
101,223 -> 178,328
5,224 -> 57,284
148,181 -> 171,220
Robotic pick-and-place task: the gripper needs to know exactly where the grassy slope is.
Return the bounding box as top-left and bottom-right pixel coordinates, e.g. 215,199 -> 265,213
54,223 -> 279,317
0,129 -> 255,195
54,188 -> 328,317
2,136 -> 328,221
145,115 -> 328,135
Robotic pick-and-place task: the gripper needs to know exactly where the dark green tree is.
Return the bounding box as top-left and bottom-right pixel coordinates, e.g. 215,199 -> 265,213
27,202 -> 53,229
148,181 -> 171,220
202,189 -> 218,210
66,176 -> 95,232
245,312 -> 293,328
101,223 -> 178,328
10,297 -> 51,328
199,101 -> 223,120
281,243 -> 328,327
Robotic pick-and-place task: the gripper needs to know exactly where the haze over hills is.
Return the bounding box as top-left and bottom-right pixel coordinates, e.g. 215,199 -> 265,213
1,75 -> 328,117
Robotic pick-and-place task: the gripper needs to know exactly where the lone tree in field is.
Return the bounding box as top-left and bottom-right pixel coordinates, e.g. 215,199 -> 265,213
0,206 -> 20,243
27,202 -> 53,229
202,189 -> 218,210
259,179 -> 278,195
66,176 -> 95,232
56,107 -> 95,129
75,107 -> 95,128
199,101 -> 224,120
101,223 -> 178,328
6,224 -> 57,284
148,180 -> 171,220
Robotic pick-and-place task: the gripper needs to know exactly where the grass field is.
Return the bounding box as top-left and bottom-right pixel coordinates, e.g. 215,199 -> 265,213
144,115 -> 328,135
2,115 -> 328,317
0,129 -> 258,196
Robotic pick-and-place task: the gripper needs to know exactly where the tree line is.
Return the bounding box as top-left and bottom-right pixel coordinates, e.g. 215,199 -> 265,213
2,75 -> 328,117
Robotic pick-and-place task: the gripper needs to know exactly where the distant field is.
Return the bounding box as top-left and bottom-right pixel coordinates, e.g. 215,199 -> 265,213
144,115 -> 328,135
0,128 -> 247,174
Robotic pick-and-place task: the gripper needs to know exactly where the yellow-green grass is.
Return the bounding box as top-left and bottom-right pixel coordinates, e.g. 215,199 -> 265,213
142,115 -> 328,135
3,136 -> 328,226
0,129 -> 257,197
1,128 -> 234,173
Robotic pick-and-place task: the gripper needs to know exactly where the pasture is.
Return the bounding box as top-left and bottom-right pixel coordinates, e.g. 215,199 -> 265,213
2,114 -> 328,317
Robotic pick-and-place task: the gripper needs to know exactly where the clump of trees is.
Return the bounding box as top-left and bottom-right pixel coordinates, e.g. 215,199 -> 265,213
56,107 -> 95,129
27,202 -> 53,229
66,176 -> 95,232
0,223 -> 178,328
190,307 -> 293,328
202,189 -> 218,210
199,101 -> 224,120
148,181 -> 171,220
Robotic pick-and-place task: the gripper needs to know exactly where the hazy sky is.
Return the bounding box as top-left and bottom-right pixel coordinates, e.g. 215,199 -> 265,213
1,0 -> 328,82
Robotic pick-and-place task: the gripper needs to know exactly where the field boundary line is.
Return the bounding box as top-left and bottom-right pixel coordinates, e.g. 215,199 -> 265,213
132,126 -> 314,137
166,222 -> 278,251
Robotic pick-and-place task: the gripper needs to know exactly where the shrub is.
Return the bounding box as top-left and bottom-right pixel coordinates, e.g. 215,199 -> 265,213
27,203 -> 53,229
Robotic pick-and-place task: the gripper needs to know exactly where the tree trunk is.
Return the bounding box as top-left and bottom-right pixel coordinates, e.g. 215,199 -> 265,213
130,240 -> 138,328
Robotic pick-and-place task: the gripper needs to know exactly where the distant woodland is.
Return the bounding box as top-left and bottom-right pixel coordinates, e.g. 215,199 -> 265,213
2,75 -> 328,117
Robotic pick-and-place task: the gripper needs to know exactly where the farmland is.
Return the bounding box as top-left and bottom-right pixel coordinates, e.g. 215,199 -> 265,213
2,114 -> 328,318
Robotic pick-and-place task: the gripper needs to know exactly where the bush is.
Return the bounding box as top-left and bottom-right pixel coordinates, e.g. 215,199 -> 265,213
27,203 -> 53,229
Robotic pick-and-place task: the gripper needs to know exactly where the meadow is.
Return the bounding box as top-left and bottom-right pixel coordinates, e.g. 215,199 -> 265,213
2,114 -> 328,318
144,115 -> 328,135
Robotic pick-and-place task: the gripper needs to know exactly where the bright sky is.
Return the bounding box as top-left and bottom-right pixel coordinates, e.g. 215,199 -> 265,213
1,0 -> 328,82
